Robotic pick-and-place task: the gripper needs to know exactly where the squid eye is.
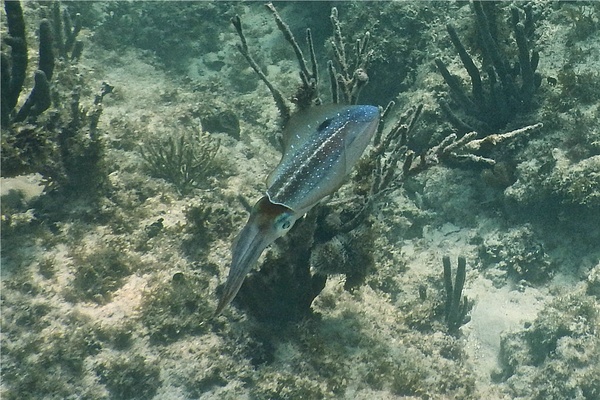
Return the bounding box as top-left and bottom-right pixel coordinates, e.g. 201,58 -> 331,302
317,118 -> 332,132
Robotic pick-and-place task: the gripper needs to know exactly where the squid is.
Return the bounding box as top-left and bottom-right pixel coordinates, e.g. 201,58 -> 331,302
215,104 -> 380,315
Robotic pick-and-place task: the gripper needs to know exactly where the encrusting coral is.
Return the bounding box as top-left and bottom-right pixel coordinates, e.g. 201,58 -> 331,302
478,224 -> 554,285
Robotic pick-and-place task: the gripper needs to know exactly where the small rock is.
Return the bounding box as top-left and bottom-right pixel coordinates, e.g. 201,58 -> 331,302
201,109 -> 240,140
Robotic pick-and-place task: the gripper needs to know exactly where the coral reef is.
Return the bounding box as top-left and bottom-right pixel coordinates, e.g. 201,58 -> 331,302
328,7 -> 372,105
92,2 -> 227,72
1,0 -> 51,128
1,0 -> 30,126
309,224 -> 374,291
547,151 -> 600,208
1,0 -> 109,199
1,0 -> 84,128
227,3 -> 380,321
505,147 -> 600,212
227,2 -> 543,324
233,209 -> 327,323
331,1 -> 439,105
586,263 -> 600,299
435,1 -> 542,134
2,2 -> 600,399
49,0 -> 84,61
200,108 -> 240,139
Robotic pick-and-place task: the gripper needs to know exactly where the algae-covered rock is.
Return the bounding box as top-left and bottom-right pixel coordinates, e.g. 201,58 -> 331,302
505,142 -> 600,211
586,263 -> 600,299
1,298 -> 105,399
547,150 -> 600,208
3,1 -> 600,399
64,240 -> 143,304
200,109 -> 240,139
96,353 -> 161,400
498,292 -> 600,399
140,272 -> 212,344
478,224 -> 554,285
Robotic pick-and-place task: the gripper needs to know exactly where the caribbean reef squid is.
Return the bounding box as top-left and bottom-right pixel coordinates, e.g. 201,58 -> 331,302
215,104 -> 380,315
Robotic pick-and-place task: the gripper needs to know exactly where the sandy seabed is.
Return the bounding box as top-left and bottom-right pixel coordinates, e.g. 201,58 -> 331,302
2,2 -> 599,399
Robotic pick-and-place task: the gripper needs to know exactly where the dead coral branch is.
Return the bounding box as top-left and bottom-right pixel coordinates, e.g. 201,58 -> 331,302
231,2 -> 374,127
230,15 -> 290,124
328,7 -> 372,105
265,2 -> 320,109
407,122 -> 543,174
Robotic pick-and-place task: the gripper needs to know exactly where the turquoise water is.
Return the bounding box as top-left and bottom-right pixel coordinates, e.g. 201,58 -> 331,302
1,2 -> 599,399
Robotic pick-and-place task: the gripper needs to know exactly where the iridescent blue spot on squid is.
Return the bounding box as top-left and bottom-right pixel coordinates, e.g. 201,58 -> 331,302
215,104 -> 379,316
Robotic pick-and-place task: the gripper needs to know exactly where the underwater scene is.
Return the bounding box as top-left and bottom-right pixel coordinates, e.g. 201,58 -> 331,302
1,1 -> 599,399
